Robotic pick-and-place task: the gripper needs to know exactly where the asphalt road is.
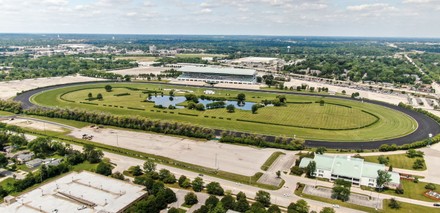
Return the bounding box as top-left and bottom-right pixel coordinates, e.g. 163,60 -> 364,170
13,81 -> 440,149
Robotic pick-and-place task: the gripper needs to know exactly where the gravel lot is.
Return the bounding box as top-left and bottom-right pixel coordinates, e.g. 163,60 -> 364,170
1,118 -> 66,132
0,75 -> 105,100
68,127 -> 283,176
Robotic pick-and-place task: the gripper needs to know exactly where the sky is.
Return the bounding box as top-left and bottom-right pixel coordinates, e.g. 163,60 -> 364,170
0,0 -> 439,38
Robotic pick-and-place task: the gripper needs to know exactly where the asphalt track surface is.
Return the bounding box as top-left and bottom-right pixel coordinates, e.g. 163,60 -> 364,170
13,81 -> 440,149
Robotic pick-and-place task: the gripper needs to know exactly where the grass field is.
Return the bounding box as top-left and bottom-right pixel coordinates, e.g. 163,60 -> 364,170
381,180 -> 440,202
295,183 -> 440,212
363,154 -> 426,170
31,82 -> 417,142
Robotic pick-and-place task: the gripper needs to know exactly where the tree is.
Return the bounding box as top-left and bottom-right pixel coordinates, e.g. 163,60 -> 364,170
288,199 -> 309,213
226,104 -> 235,113
315,147 -> 327,155
105,85 -> 112,92
178,175 -> 187,187
305,161 -> 316,177
184,192 -> 198,205
332,185 -> 350,201
406,149 -> 424,158
255,190 -> 271,207
205,195 -> 219,209
129,165 -> 143,176
413,159 -> 425,169
377,155 -> 389,165
425,183 -> 436,190
96,162 -> 112,176
237,93 -> 246,102
97,93 -> 103,100
206,182 -> 224,196
9,135 -> 27,147
168,208 -> 180,213
155,189 -> 168,210
248,202 -> 266,213
389,165 -> 393,172
192,177 -> 204,192
143,159 -> 156,173
164,188 -> 177,203
111,171 -> 125,180
0,153 -> 8,168
388,198 -> 401,209
251,104 -> 258,114
268,204 -> 281,213
195,103 -> 205,111
83,145 -> 103,163
395,185 -> 404,194
88,92 -> 93,99
221,195 -> 236,210
376,170 -> 392,191
320,207 -> 336,213
169,89 -> 175,97
276,170 -> 281,178
235,198 -> 250,212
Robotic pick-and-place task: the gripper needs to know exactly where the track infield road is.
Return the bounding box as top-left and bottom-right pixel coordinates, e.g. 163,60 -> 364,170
13,81 -> 440,149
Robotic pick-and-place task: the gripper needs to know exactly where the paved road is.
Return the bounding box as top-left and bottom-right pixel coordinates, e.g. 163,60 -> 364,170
12,81 -> 440,149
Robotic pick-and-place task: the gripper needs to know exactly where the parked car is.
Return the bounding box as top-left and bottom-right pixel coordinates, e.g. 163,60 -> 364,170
434,203 -> 440,207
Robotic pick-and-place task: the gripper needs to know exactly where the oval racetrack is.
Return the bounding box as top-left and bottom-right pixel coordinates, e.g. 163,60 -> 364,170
13,81 -> 440,149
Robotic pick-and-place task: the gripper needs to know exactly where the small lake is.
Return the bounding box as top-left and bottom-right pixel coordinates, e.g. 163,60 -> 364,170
149,96 -> 256,111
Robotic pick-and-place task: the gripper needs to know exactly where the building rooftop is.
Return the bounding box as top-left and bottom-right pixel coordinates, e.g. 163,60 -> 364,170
178,66 -> 256,76
232,57 -> 279,63
300,154 -> 399,184
0,171 -> 147,213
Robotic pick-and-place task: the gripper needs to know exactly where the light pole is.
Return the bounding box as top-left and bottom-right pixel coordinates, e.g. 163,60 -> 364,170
428,133 -> 433,147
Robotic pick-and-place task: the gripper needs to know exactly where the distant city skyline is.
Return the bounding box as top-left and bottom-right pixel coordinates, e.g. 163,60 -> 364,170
1,0 -> 440,38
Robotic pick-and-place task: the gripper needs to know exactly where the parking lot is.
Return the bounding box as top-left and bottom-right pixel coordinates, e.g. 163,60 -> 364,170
68,127 -> 291,176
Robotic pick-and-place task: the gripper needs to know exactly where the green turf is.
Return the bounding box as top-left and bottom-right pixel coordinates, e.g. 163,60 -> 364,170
382,199 -> 440,213
31,82 -> 417,142
260,151 -> 285,171
380,180 -> 440,202
363,154 -> 426,171
0,110 -> 14,116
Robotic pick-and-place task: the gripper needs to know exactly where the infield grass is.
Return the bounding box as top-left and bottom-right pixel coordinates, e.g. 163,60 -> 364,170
31,82 -> 417,142
363,154 -> 426,171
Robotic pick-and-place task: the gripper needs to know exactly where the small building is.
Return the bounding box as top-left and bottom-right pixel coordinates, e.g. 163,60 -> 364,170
44,158 -> 63,166
3,146 -> 13,153
299,154 -> 400,188
16,152 -> 35,164
26,158 -> 43,168
3,195 -> 16,205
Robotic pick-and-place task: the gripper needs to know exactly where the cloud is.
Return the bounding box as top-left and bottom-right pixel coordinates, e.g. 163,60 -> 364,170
347,3 -> 396,12
403,0 -> 437,3
200,8 -> 212,14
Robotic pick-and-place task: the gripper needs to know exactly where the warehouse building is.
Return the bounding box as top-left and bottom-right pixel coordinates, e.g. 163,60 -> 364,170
299,154 -> 400,188
0,171 -> 147,213
177,66 -> 257,84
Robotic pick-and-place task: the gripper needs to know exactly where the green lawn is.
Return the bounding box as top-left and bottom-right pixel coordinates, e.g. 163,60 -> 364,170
260,151 -> 285,171
381,180 -> 440,202
0,110 -> 14,116
382,199 -> 440,213
295,183 -> 440,213
363,154 -> 426,170
31,82 -> 417,142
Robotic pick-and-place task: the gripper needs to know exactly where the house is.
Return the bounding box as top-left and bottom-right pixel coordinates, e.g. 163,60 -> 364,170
16,152 -> 35,164
26,158 -> 43,168
299,154 -> 400,189
44,158 -> 62,166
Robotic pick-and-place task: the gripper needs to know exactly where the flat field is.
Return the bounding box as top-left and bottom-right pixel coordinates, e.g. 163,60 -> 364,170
31,82 -> 417,141
363,154 -> 426,171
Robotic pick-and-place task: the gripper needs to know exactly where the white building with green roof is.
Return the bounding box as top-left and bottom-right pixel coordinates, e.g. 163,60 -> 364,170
299,154 -> 400,188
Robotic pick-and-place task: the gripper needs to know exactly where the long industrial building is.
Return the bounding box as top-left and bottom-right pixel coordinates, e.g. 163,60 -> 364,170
0,171 -> 147,213
177,66 -> 257,84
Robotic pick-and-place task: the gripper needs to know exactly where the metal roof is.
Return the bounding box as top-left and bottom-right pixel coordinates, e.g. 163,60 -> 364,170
178,66 -> 256,76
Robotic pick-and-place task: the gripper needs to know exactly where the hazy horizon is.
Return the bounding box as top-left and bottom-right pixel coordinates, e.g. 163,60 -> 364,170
1,0 -> 440,38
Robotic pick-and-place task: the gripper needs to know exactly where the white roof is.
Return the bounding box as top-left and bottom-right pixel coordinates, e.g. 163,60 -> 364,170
0,171 -> 147,213
232,57 -> 279,63
178,66 -> 256,76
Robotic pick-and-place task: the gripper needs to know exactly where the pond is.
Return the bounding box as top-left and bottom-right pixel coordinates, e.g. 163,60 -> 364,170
148,95 -> 256,111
